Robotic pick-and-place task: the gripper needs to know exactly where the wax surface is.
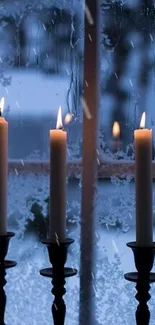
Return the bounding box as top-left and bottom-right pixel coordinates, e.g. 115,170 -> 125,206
0,117 -> 8,235
134,128 -> 152,246
49,129 -> 66,242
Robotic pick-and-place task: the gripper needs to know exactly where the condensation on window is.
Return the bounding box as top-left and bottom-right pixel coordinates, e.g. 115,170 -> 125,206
100,0 -> 155,161
0,0 -> 84,161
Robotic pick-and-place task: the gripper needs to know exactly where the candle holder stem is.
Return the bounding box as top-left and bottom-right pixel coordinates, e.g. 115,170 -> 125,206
40,238 -> 77,325
51,273 -> 66,325
0,232 -> 17,325
135,276 -> 151,324
0,265 -> 6,325
124,242 -> 155,325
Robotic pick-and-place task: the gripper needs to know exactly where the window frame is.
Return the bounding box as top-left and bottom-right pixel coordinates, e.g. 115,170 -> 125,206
8,160 -> 150,178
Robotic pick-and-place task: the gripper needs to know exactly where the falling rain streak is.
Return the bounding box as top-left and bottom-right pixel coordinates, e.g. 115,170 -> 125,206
96,158 -> 100,165
95,231 -> 99,239
5,87 -> 9,95
55,232 -> 60,246
54,304 -> 58,311
42,24 -> 46,31
112,239 -> 119,254
16,101 -> 20,108
33,48 -> 37,55
93,285 -> 97,296
85,5 -> 94,25
81,97 -> 92,119
66,68 -> 70,75
129,79 -> 133,87
129,213 -> 132,219
91,272 -> 95,280
20,159 -> 24,166
15,168 -> 18,176
67,148 -> 71,156
88,34 -> 92,41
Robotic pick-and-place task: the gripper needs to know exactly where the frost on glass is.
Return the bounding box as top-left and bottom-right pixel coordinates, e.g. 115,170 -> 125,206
0,0 -> 83,160
100,0 -> 155,160
6,168 -> 155,324
3,1 -> 155,325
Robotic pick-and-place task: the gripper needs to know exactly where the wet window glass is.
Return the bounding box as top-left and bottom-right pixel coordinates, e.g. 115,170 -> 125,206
1,1 -> 155,325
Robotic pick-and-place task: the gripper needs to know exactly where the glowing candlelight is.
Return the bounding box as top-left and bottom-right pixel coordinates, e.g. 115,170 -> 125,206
56,106 -> 63,129
112,121 -> 120,138
0,97 -> 5,116
64,113 -> 73,125
140,112 -> 145,128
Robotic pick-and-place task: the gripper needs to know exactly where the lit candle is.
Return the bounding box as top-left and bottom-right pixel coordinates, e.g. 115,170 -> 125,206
49,106 -> 66,242
0,97 -> 7,235
113,121 -> 120,139
112,121 -> 121,151
134,112 -> 153,246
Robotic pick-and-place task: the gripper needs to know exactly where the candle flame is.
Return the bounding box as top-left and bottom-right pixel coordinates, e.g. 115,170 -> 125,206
112,121 -> 120,138
0,97 -> 5,114
56,106 -> 63,129
140,112 -> 146,128
64,113 -> 73,124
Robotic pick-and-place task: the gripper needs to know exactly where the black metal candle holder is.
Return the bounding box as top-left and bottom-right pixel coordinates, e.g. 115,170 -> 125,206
124,242 -> 155,325
0,232 -> 16,325
40,238 -> 77,325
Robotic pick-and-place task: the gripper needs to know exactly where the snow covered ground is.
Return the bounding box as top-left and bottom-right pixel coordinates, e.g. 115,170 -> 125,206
0,70 -> 70,118
1,67 -> 155,160
2,67 -> 155,125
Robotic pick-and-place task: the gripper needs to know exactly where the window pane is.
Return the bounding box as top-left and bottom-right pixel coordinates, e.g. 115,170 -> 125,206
3,2 -> 155,325
100,0 -> 154,161
0,1 -> 83,160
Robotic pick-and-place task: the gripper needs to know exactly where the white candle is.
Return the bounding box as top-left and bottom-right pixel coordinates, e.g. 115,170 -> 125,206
49,106 -> 66,242
134,112 -> 153,246
0,97 -> 7,235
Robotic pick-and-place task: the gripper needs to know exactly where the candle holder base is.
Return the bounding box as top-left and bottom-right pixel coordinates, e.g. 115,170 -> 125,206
0,232 -> 17,325
40,238 -> 77,325
125,272 -> 155,283
124,242 -> 155,325
40,267 -> 77,278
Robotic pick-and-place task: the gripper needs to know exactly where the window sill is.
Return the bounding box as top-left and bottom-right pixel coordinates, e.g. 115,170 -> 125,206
7,159 -> 140,178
